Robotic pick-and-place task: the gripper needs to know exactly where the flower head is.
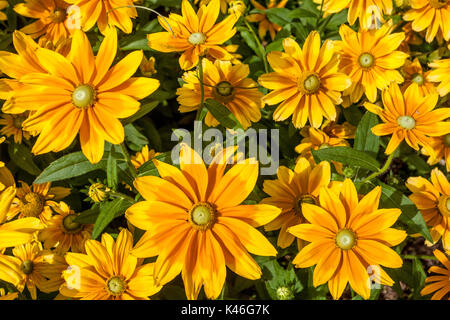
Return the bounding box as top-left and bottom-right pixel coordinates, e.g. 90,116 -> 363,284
402,58 -> 437,96
0,112 -> 32,144
131,145 -> 160,169
421,134 -> 450,171
427,58 -> 450,97
421,249 -> 450,299
246,0 -> 288,40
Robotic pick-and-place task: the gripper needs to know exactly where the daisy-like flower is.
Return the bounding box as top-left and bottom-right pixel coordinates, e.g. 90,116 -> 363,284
421,134 -> 450,171
177,59 -> 264,129
0,242 -> 67,299
87,182 -> 110,203
364,82 -> 450,155
228,0 -> 246,17
131,145 -> 160,169
421,249 -> 450,299
246,0 -> 288,40
287,179 -> 407,299
427,58 -> 450,97
406,168 -> 450,251
403,0 -> 450,43
0,0 -> 7,21
147,0 -> 238,70
60,229 -> 162,300
5,29 -> 159,164
38,202 -> 93,254
8,182 -> 70,222
259,32 -> 351,128
0,112 -> 32,144
195,0 -> 232,14
261,158 -> 331,249
402,58 -> 436,96
313,0 -> 393,30
13,0 -> 74,45
125,145 -> 281,300
338,22 -> 408,104
64,0 -> 137,34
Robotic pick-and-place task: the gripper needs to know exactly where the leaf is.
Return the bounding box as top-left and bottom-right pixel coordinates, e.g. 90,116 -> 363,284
74,205 -> 101,224
106,149 -> 118,190
378,182 -> 432,242
34,152 -> 105,184
8,143 -> 41,176
266,8 -> 292,25
312,146 -> 380,172
122,101 -> 159,125
354,111 -> 380,157
124,124 -> 149,152
91,198 -> 134,240
204,99 -> 243,130
288,8 -> 319,19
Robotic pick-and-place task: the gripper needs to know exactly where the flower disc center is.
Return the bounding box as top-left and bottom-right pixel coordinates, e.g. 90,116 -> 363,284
443,134 -> 450,147
13,115 -> 26,129
189,202 -> 216,230
412,73 -> 425,85
438,195 -> 450,218
302,74 -> 321,94
188,32 -> 206,45
107,276 -> 126,296
429,0 -> 448,8
62,214 -> 83,233
20,260 -> 34,275
359,53 -> 375,68
335,229 -> 357,250
295,194 -> 317,216
20,192 -> 45,217
72,84 -> 96,109
51,8 -> 67,23
214,81 -> 235,97
397,115 -> 416,130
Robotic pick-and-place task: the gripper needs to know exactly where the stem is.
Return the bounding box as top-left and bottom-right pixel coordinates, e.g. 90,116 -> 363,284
119,143 -> 138,179
109,191 -> 136,203
244,19 -> 269,74
403,255 -> 438,261
196,56 -> 205,121
316,0 -> 325,29
363,151 -> 396,183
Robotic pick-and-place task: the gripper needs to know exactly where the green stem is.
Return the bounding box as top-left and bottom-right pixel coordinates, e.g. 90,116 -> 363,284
196,56 -> 205,121
109,191 -> 136,203
244,19 -> 269,74
403,255 -> 438,261
316,0 -> 325,29
363,151 -> 396,183
119,143 -> 138,179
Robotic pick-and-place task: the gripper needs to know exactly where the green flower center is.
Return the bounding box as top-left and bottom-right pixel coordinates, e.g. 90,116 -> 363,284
214,81 -> 234,97
302,74 -> 321,94
72,84 -> 96,109
188,32 -> 206,45
397,115 -> 416,130
335,229 -> 357,250
276,286 -> 294,300
20,260 -> 34,275
438,195 -> 450,218
62,214 -> 83,234
411,73 -> 425,85
107,276 -> 127,296
429,0 -> 448,9
359,53 -> 375,68
13,115 -> 26,129
443,134 -> 450,147
189,202 -> 216,230
294,194 -> 317,217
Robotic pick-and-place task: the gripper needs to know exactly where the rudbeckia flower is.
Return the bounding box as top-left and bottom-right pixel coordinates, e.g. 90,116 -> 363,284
14,0 -> 74,45
177,59 -> 264,129
421,134 -> 450,171
427,58 -> 450,96
147,0 -> 238,70
131,145 -> 160,169
338,22 -> 408,104
259,32 -> 351,128
5,29 -> 159,164
406,168 -> 450,252
402,58 -> 436,96
64,0 -> 137,34
364,82 -> 450,155
288,179 -> 407,299
313,0 -> 393,30
246,0 -> 288,40
421,249 -> 450,299
261,158 -> 331,249
60,229 -> 162,300
0,112 -> 32,144
195,0 -> 232,14
403,0 -> 450,43
125,145 -> 281,300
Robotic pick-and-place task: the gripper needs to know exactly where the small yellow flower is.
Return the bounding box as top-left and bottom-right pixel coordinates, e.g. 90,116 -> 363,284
140,55 -> 157,77
228,0 -> 246,17
88,182 -> 110,203
0,288 -> 18,300
427,58 -> 450,97
246,0 -> 288,40
195,0 -> 232,14
0,112 -> 32,144
401,58 -> 437,97
131,145 -> 160,169
421,250 -> 450,299
421,134 -> 450,171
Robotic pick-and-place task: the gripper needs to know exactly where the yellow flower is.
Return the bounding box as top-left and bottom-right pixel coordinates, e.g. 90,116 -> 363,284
259,32 -> 351,128
364,82 -> 450,155
401,58 -> 437,96
64,0 -> 137,34
421,134 -> 450,171
0,112 -> 32,144
131,145 -> 160,169
147,0 -> 238,70
195,0 -> 232,13
38,202 -> 93,254
403,0 -> 450,43
288,179 -> 407,299
338,22 -> 408,104
88,182 -> 110,203
0,242 -> 67,299
261,158 -> 331,249
60,229 -> 162,300
125,145 -> 281,300
14,0 -> 74,45
313,0 -> 393,30
177,59 -> 264,129
140,55 -> 157,77
8,182 -> 70,222
0,288 -> 18,300
228,0 -> 246,17
5,29 -> 159,164
0,0 -> 7,21
421,249 -> 450,299
406,168 -> 450,252
246,0 -> 288,40
427,58 -> 450,97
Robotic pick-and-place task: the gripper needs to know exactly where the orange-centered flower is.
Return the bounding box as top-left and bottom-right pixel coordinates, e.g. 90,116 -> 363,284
147,0 -> 238,70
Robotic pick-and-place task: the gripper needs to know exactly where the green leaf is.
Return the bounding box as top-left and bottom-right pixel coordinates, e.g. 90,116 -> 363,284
8,143 -> 41,176
312,146 -> 380,172
354,111 -> 380,157
74,205 -> 101,224
91,198 -> 133,239
266,8 -> 292,25
106,149 -> 118,190
288,8 -> 319,19
204,99 -> 243,130
124,124 -> 149,152
122,101 -> 159,125
378,182 -> 432,242
261,259 -> 303,300
34,152 -> 104,184
137,152 -> 172,177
